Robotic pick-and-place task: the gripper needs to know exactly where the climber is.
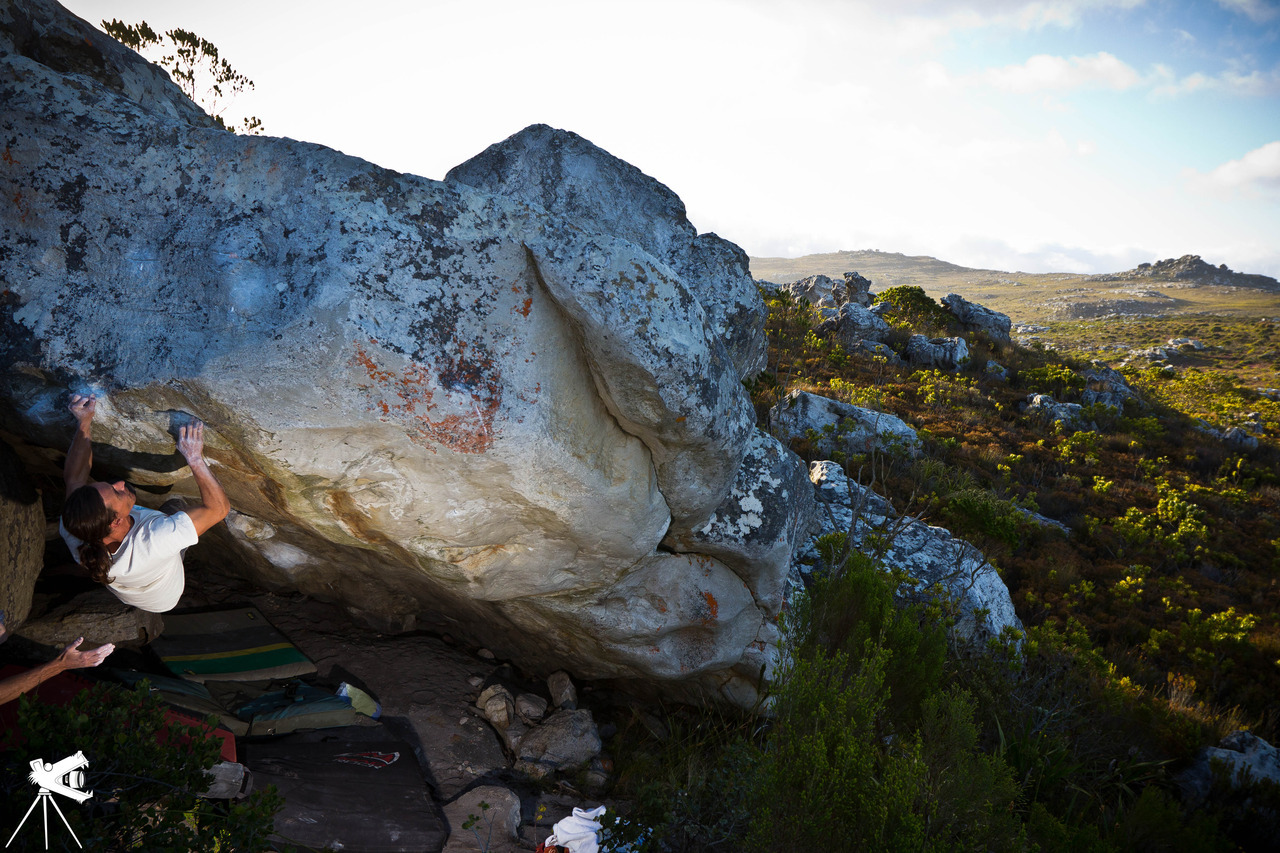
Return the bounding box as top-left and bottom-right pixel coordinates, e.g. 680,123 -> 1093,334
58,393 -> 230,613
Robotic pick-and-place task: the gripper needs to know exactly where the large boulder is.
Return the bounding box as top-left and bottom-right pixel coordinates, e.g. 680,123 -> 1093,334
816,303 -> 891,348
445,123 -> 767,385
1179,730 -> 1280,806
941,294 -> 1011,345
906,335 -> 970,369
804,461 -> 1022,642
0,0 -> 782,706
778,271 -> 873,312
779,274 -> 846,309
770,391 -> 919,459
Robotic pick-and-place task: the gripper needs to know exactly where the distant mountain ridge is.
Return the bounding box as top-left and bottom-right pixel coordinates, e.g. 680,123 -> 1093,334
1089,254 -> 1280,292
748,250 -> 1280,323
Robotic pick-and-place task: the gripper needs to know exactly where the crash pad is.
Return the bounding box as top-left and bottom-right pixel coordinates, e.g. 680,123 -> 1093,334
150,605 -> 316,682
240,738 -> 446,852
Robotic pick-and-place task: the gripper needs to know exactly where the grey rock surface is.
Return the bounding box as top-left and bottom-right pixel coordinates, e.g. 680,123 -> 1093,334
804,461 -> 1022,642
515,709 -> 603,779
770,390 -> 920,459
817,302 -> 892,348
446,123 -> 767,385
779,274 -> 847,309
547,670 -> 577,710
1021,394 -> 1096,431
18,588 -> 164,649
842,271 -> 874,307
906,335 -> 970,369
442,785 -> 523,853
0,0 -> 782,707
1179,730 -> 1280,806
942,293 -> 1012,345
1081,366 -> 1137,411
1222,427 -> 1260,451
663,429 -> 816,616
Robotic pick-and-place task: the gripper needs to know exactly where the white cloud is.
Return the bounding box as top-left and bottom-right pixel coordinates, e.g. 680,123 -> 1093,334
976,55 -> 1280,99
1214,0 -> 1279,23
1186,141 -> 1280,197
894,0 -> 1148,31
980,52 -> 1143,92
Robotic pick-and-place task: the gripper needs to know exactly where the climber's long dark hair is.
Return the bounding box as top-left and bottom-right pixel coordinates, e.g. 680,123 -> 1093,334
63,485 -> 115,585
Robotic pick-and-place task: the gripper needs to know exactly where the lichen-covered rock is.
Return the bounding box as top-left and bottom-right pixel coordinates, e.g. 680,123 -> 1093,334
1222,427 -> 1260,451
805,461 -> 1022,642
0,0 -> 216,127
942,294 -> 1011,345
816,303 -> 891,348
446,123 -> 767,383
781,271 -> 873,310
1081,366 -> 1137,411
1021,394 -> 1096,431
664,429 -> 815,615
842,272 -> 874,307
906,335 -> 970,369
1179,730 -> 1280,806
780,274 -> 846,309
770,390 -> 919,459
0,0 -> 782,707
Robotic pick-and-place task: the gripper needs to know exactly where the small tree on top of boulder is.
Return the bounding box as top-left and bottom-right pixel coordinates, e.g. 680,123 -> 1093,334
101,19 -> 264,135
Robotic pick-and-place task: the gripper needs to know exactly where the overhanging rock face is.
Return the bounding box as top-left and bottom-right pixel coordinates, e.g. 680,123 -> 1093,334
0,0 -> 809,706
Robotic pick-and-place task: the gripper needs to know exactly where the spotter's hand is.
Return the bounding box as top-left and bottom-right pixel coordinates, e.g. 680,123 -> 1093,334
57,637 -> 114,669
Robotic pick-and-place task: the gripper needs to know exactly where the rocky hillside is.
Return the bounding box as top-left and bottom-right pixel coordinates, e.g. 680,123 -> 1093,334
751,249 -> 1280,323
1090,254 -> 1280,291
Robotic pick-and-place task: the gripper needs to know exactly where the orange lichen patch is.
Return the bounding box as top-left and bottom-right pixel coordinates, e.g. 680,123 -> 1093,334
702,591 -> 720,624
514,297 -> 533,317
1,147 -> 16,165
351,340 -> 502,454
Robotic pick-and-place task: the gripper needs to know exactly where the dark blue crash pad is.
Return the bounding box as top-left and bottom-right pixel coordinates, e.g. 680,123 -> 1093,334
240,738 -> 445,853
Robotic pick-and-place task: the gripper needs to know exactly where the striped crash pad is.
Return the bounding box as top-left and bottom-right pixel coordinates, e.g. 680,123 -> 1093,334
150,605 -> 316,683
240,738 -> 446,852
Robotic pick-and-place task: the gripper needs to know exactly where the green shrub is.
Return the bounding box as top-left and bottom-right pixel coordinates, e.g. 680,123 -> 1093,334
1,681 -> 284,852
1020,363 -> 1085,399
942,488 -> 1026,548
873,286 -> 955,337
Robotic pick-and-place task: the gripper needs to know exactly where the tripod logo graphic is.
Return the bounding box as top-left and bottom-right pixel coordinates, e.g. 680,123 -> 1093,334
6,752 -> 93,850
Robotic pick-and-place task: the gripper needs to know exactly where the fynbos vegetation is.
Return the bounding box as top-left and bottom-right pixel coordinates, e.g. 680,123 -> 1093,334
608,286 -> 1280,851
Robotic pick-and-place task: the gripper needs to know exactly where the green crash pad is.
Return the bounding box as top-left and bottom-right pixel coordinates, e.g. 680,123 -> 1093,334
150,605 -> 316,682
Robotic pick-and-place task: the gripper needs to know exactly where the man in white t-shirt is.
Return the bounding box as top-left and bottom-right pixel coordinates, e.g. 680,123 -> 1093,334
59,393 -> 230,613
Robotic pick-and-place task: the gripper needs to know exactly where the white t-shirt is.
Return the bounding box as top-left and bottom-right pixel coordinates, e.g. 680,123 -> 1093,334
60,507 -> 199,613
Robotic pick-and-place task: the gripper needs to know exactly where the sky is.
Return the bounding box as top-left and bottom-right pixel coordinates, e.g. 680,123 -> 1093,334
59,0 -> 1280,278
